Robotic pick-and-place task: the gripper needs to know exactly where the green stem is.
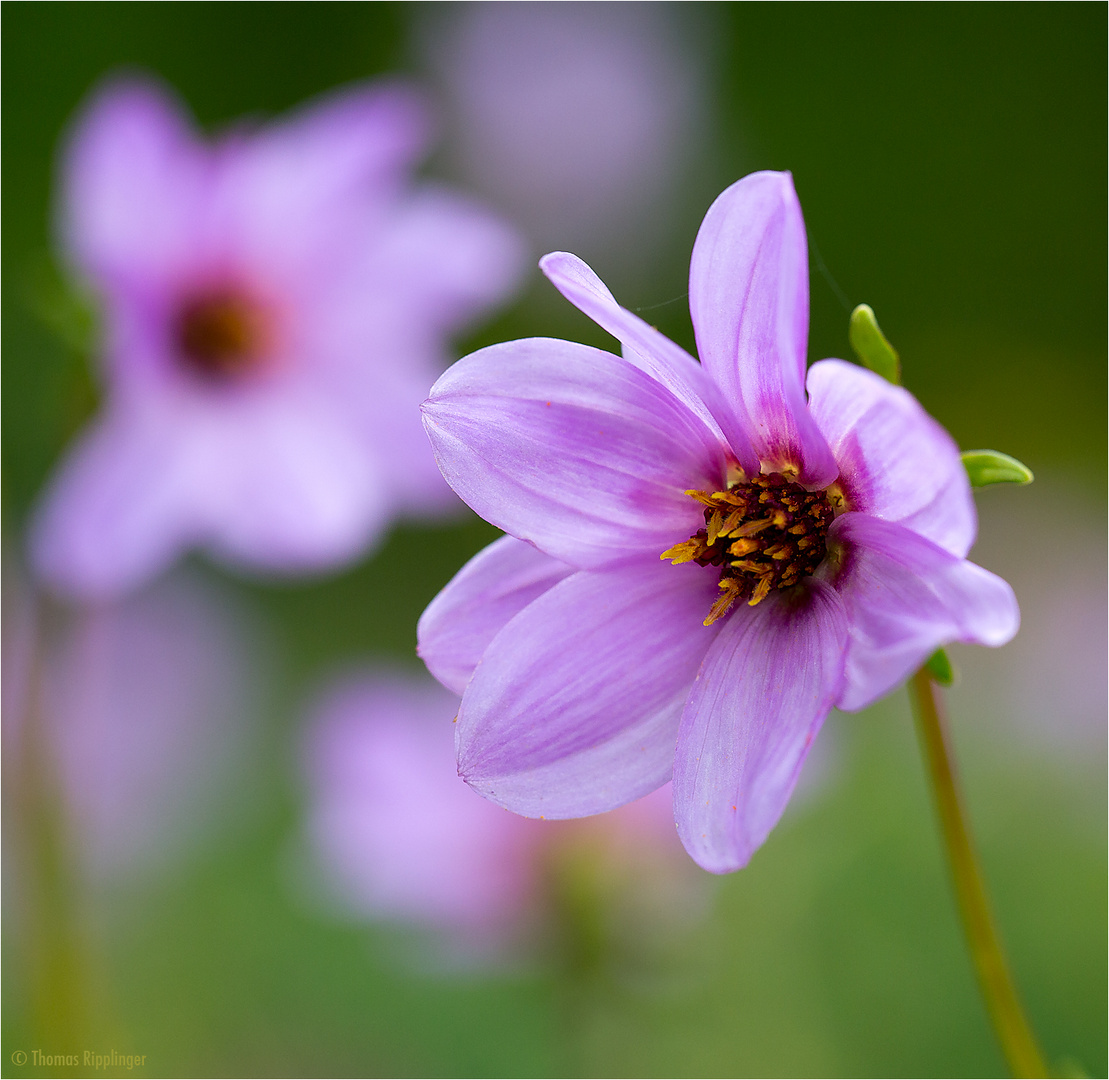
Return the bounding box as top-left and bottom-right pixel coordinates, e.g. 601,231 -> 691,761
10,593 -> 93,1052
908,667 -> 1048,1078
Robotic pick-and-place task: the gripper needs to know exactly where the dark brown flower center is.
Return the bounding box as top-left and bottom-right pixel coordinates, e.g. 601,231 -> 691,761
173,288 -> 268,380
662,472 -> 834,626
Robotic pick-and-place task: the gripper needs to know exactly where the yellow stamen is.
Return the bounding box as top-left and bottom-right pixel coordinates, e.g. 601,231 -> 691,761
704,579 -> 744,626
660,538 -> 706,564
728,538 -> 760,557
735,517 -> 773,537
685,489 -> 719,509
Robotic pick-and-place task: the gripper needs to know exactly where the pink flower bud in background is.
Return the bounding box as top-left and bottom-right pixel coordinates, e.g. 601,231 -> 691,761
297,672 -> 712,967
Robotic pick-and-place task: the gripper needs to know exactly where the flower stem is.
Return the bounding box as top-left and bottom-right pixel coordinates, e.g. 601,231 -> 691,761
908,667 -> 1048,1078
9,592 -> 94,1051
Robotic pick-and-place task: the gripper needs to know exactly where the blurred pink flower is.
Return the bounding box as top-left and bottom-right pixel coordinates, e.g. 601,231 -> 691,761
422,2 -> 712,260
300,671 -> 701,959
31,76 -> 525,599
4,566 -> 264,883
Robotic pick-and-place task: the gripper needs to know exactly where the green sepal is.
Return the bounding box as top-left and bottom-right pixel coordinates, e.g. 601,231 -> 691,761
960,450 -> 1034,488
925,647 -> 956,686
848,304 -> 900,385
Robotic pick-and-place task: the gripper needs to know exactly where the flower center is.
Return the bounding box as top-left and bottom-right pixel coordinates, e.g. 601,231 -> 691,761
173,288 -> 268,380
661,472 -> 835,626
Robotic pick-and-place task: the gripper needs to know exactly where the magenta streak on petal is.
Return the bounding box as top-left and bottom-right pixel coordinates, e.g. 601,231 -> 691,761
418,535 -> 575,695
823,513 -> 1019,712
457,556 -> 722,818
422,337 -> 726,569
540,251 -> 759,475
673,579 -> 848,873
689,171 -> 837,488
807,358 -> 976,558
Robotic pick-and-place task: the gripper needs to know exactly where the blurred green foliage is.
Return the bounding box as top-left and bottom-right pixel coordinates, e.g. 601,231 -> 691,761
3,4 -> 1104,1078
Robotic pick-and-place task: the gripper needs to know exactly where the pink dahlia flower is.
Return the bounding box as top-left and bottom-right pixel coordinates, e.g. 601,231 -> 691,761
31,76 -> 524,599
418,171 -> 1019,874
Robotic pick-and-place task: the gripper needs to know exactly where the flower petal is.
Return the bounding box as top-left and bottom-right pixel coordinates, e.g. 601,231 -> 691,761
199,393 -> 391,573
540,251 -> 758,473
418,535 -> 575,695
458,557 -> 722,817
807,358 -> 977,557
30,408 -> 200,599
369,187 -> 526,331
304,672 -> 536,933
422,337 -> 727,568
689,171 -> 837,487
215,82 -> 433,282
673,579 -> 848,873
61,77 -> 207,286
823,513 -> 1019,712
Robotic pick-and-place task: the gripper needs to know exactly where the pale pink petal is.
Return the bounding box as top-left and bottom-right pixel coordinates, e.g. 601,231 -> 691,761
418,535 -> 574,695
368,187 -> 526,331
30,409 -> 201,600
422,337 -> 727,568
807,359 -> 977,557
673,580 -> 848,873
61,77 -> 208,286
540,251 -> 758,472
824,513 -> 1019,712
198,394 -> 392,573
211,82 -> 432,279
458,557 -> 722,817
689,171 -> 837,487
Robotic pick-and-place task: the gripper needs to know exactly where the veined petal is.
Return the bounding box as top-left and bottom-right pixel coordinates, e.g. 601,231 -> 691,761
540,251 -> 758,473
807,359 -> 976,557
673,579 -> 848,873
61,77 -> 208,285
422,338 -> 727,568
418,535 -> 575,695
823,513 -> 1019,712
689,172 -> 837,488
458,557 -> 721,817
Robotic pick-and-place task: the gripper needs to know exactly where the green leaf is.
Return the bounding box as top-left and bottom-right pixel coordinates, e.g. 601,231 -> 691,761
925,647 -> 956,686
848,304 -> 900,385
961,450 -> 1034,487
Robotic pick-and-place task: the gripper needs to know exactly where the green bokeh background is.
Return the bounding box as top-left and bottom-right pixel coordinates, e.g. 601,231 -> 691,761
3,4 -> 1105,1078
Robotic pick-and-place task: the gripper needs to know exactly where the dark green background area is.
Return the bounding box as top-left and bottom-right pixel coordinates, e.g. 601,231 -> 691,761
3,4 -> 1105,1078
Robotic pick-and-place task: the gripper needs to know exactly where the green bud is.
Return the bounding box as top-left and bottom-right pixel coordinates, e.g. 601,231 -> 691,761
961,450 -> 1034,488
849,304 -> 900,385
925,647 -> 956,686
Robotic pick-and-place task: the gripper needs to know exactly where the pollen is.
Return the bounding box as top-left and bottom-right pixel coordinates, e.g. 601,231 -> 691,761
662,472 -> 835,626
